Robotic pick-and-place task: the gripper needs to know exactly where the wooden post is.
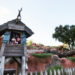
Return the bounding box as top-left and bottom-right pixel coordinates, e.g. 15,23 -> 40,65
1,43 -> 5,56
1,56 -> 5,75
22,56 -> 26,75
21,33 -> 27,75
21,45 -> 26,75
0,31 -> 10,75
0,43 -> 6,75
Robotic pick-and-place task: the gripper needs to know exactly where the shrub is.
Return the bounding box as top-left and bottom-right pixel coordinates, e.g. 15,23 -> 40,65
28,72 -> 40,75
47,65 -> 62,75
68,57 -> 75,62
31,53 -> 52,58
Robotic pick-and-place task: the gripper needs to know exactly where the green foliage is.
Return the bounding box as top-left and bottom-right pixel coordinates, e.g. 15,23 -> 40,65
30,45 -> 37,49
52,46 -> 58,49
47,65 -> 62,71
28,72 -> 40,75
28,65 -> 62,75
38,43 -> 44,46
47,65 -> 62,75
26,40 -> 33,46
53,25 -> 75,49
68,57 -> 75,62
31,53 -> 52,58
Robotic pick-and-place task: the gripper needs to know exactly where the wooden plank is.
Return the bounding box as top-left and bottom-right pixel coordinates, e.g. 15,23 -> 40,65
45,70 -> 47,75
0,43 -> 6,56
50,70 -> 52,75
1,56 -> 5,75
3,44 -> 24,56
4,53 -> 24,56
0,43 -> 6,75
40,71 -> 43,75
22,56 -> 26,75
35,71 -> 37,75
30,72 -> 33,75
21,46 -> 27,75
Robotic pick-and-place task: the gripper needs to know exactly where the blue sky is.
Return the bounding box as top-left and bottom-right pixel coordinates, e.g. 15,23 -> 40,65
0,0 -> 75,46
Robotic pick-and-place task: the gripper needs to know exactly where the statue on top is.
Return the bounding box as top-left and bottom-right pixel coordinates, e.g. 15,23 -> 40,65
16,8 -> 22,23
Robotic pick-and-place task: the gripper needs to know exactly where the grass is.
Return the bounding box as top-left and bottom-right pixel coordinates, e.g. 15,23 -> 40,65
31,53 -> 52,58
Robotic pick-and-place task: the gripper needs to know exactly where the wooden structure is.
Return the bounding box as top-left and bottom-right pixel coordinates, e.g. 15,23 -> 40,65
0,10 -> 33,75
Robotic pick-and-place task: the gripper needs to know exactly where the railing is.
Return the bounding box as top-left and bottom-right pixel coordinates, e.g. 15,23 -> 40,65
0,68 -> 75,75
26,68 -> 75,75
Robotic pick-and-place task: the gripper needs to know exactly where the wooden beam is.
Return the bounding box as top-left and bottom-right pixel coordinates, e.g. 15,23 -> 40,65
22,56 -> 26,75
0,43 -> 6,75
13,57 -> 21,67
1,56 -> 5,75
21,46 -> 27,75
1,43 -> 6,56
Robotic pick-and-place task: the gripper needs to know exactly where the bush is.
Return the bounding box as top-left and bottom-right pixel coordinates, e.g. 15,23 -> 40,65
68,57 -> 75,62
47,65 -> 62,75
31,53 -> 52,58
28,72 -> 40,75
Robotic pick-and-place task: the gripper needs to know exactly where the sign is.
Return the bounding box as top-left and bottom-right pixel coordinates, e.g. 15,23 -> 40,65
8,24 -> 25,31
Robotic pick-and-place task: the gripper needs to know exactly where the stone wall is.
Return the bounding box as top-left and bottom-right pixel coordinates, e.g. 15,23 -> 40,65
61,58 -> 75,68
27,55 -> 52,72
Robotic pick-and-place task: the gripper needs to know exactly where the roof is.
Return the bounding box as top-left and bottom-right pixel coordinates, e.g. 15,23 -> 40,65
0,19 -> 34,38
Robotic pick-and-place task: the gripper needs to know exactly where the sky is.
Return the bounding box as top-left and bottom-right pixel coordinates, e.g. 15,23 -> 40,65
0,0 -> 75,46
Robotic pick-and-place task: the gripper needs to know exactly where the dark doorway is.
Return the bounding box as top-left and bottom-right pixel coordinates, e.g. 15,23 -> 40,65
4,69 -> 16,75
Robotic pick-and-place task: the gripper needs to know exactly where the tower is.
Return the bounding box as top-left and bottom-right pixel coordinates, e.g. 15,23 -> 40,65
0,10 -> 33,75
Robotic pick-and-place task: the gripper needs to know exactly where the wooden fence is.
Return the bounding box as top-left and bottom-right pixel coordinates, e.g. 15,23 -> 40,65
26,68 -> 75,75
0,68 -> 75,75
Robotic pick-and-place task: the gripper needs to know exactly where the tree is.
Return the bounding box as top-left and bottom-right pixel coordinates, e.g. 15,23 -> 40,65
38,43 -> 44,46
26,40 -> 32,46
53,25 -> 75,50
